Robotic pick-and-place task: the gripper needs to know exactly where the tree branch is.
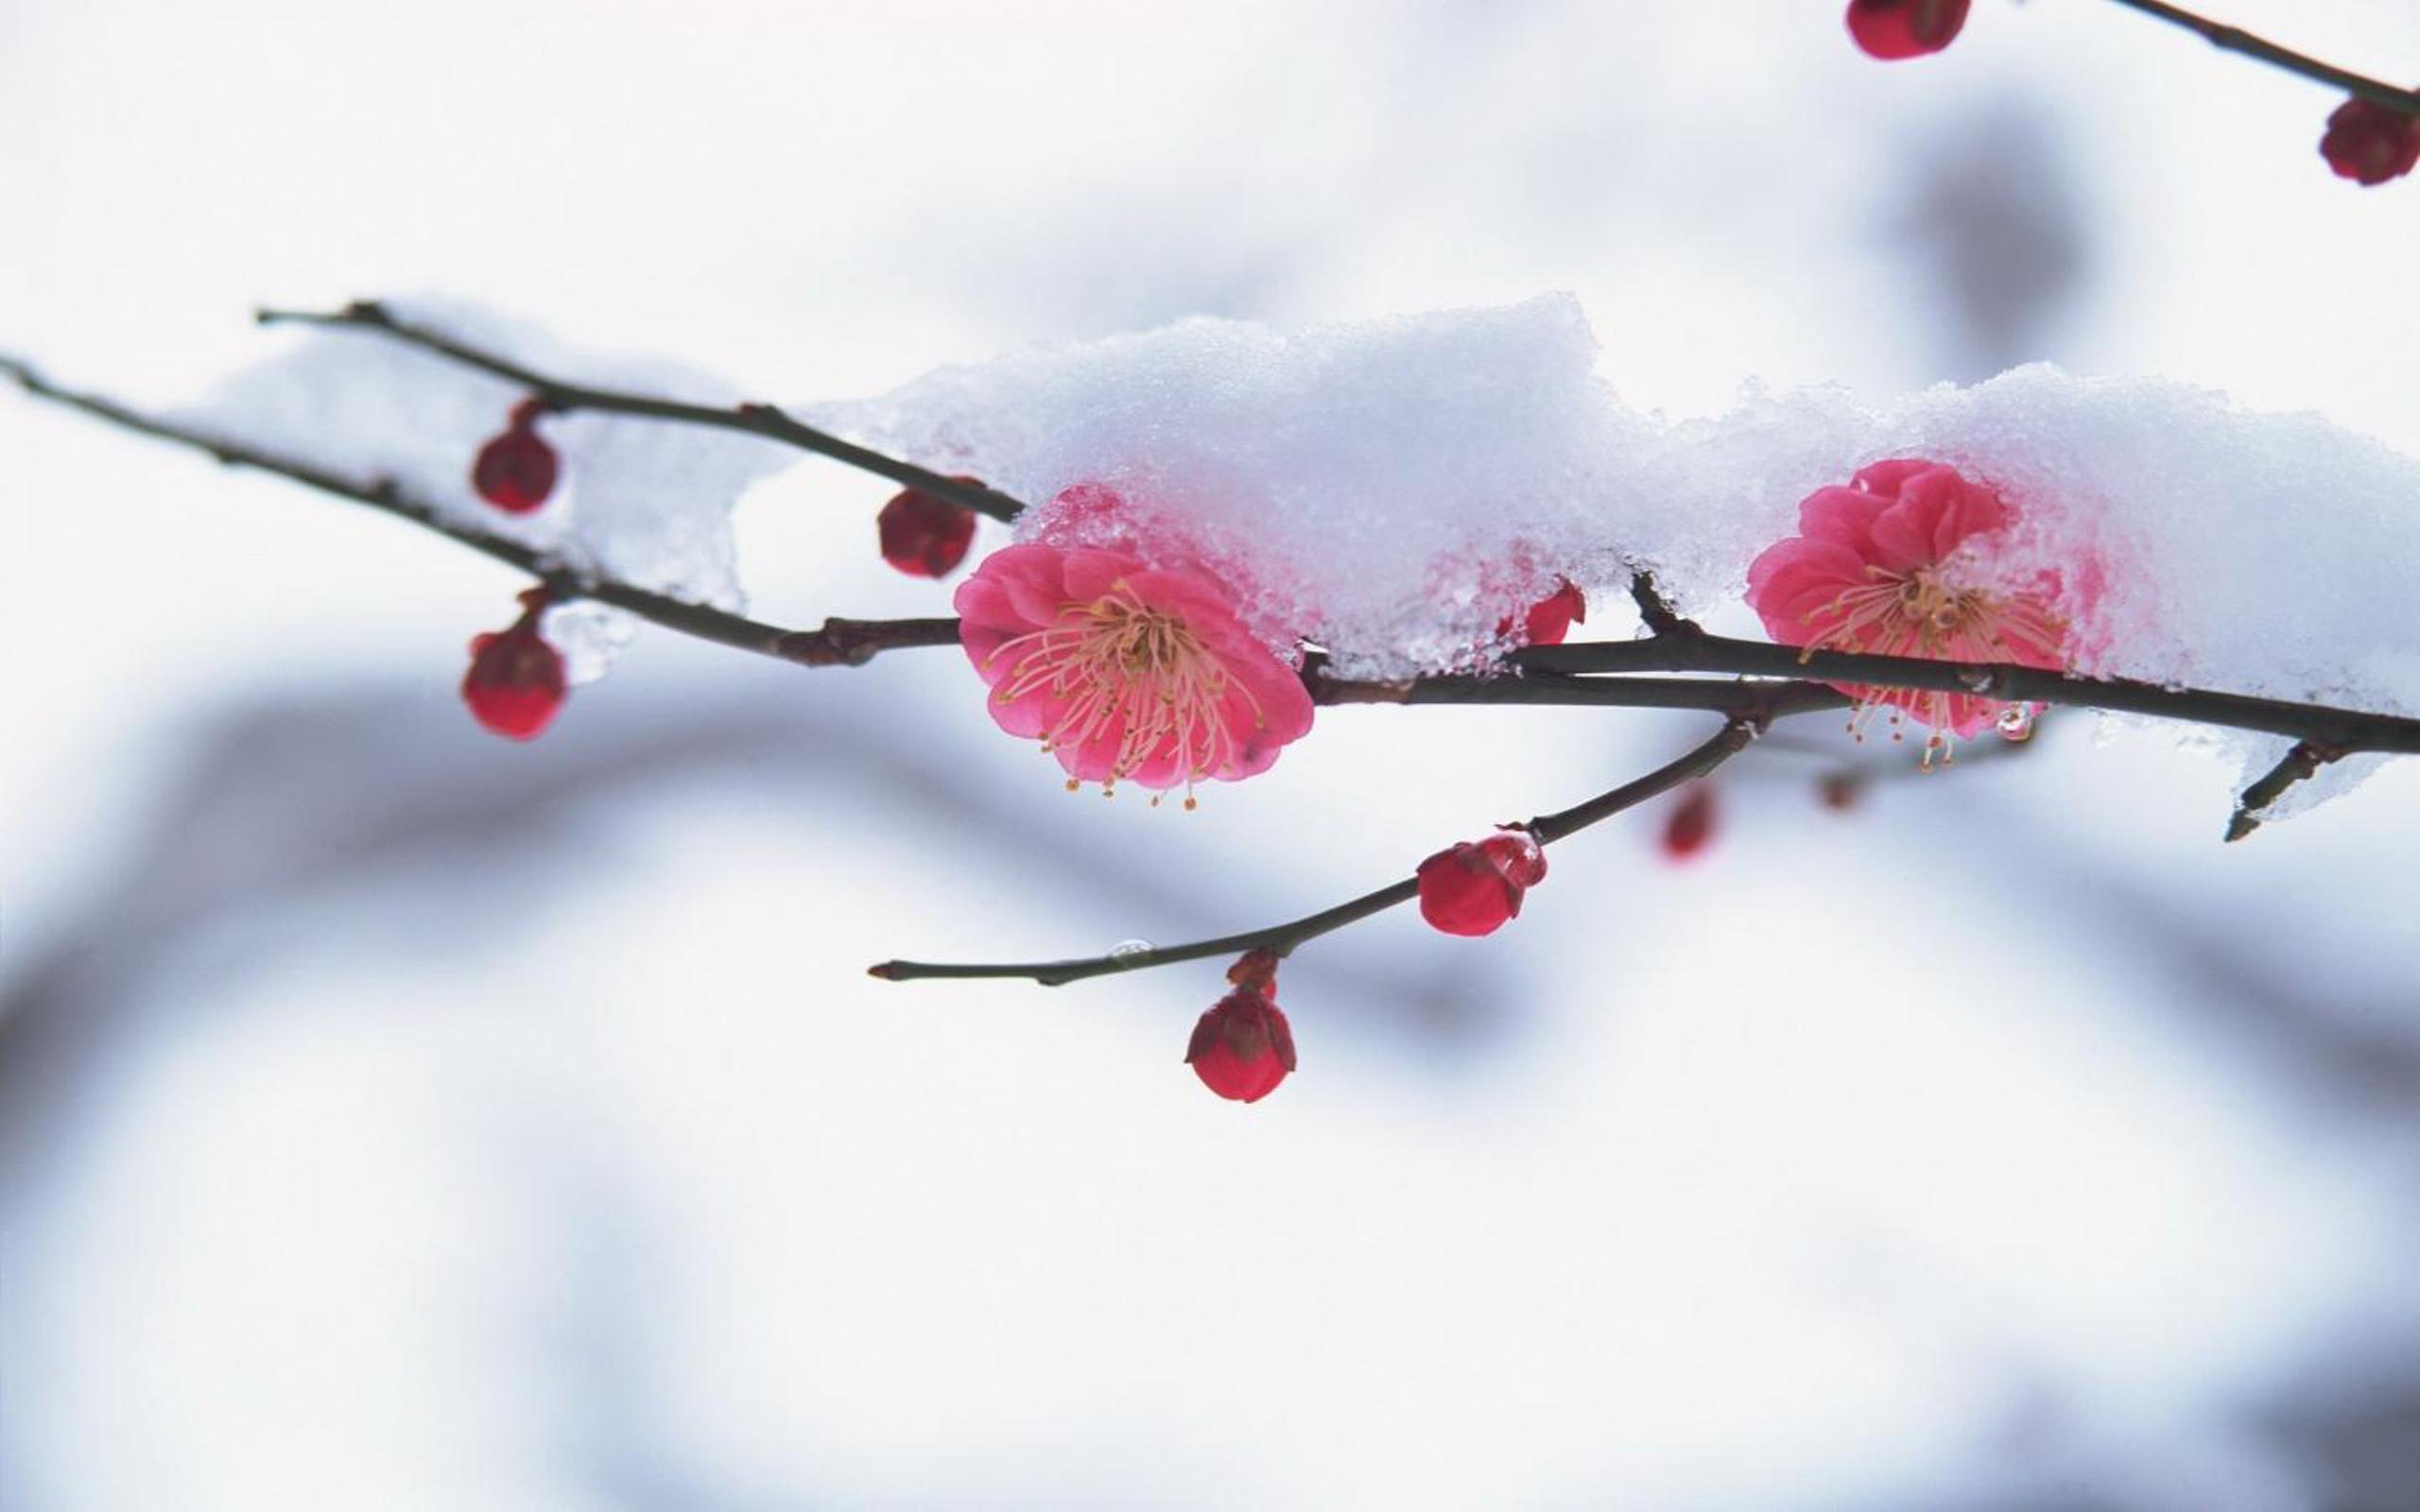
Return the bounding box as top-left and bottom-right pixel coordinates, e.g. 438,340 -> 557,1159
2098,0 -> 2420,116
12,352 -> 2416,769
1,352 -> 958,671
1313,669 -> 1846,721
253,301 -> 1031,524
867,716 -> 1763,986
0,356 -> 1834,719
1518,627 -> 2420,757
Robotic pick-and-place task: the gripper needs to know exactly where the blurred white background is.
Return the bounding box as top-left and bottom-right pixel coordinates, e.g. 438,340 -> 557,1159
4,2 -> 2418,1507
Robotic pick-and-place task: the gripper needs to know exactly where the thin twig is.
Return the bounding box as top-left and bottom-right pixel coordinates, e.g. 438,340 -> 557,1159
1517,635 -> 2420,756
1,353 -> 958,671
2224,740 -> 2343,842
254,301 -> 1031,523
2098,0 -> 2420,115
868,716 -> 1762,986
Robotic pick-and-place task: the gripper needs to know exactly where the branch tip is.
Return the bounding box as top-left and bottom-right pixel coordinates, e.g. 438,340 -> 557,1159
2100,0 -> 2420,116
2223,740 -> 2342,843
892,719 -> 1756,986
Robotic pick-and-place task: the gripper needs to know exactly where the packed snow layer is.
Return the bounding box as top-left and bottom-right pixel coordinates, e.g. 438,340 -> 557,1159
812,295 -> 2420,804
176,298 -> 795,680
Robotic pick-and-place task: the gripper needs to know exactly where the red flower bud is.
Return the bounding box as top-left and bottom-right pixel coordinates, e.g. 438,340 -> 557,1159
1416,827 -> 1547,936
462,602 -> 567,741
1660,784 -> 1717,861
1186,980 -> 1296,1103
2320,97 -> 2420,187
1845,0 -> 1969,60
877,479 -> 981,577
471,402 -> 560,514
1521,578 -> 1587,646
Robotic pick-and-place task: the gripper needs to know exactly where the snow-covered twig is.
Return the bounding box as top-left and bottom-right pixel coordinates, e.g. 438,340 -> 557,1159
229,300 -> 2420,760
254,301 -> 1031,523
0,357 -> 1858,724
14,352 -> 2419,760
868,717 -> 1764,986
2099,0 -> 2420,116
0,354 -> 959,670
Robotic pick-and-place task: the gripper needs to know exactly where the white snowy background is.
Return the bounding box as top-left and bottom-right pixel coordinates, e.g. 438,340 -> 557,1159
4,2 -> 2418,1509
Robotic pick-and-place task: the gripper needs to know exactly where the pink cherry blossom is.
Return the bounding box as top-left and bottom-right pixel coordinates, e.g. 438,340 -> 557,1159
954,541 -> 1315,804
1745,458 -> 2073,763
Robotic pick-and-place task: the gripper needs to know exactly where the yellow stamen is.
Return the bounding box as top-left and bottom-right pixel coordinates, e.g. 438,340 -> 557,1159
986,578 -> 1265,805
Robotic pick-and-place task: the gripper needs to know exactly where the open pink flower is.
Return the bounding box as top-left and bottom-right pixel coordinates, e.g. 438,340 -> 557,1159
955,542 -> 1315,803
1746,458 -> 2072,760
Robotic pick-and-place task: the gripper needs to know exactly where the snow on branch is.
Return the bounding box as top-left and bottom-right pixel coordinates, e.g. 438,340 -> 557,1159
9,289 -> 2420,1101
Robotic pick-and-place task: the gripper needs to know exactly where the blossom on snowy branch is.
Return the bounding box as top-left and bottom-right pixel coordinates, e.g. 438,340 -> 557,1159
9,284 -> 2420,1106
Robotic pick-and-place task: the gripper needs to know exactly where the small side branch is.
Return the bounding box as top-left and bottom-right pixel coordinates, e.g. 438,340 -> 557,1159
2225,741 -> 2343,842
2098,0 -> 2420,116
1627,569 -> 1701,638
254,301 -> 1031,524
869,717 -> 1762,986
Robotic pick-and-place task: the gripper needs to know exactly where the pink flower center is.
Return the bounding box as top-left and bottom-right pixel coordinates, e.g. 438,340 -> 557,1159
1803,563 -> 2066,767
987,581 -> 1265,808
